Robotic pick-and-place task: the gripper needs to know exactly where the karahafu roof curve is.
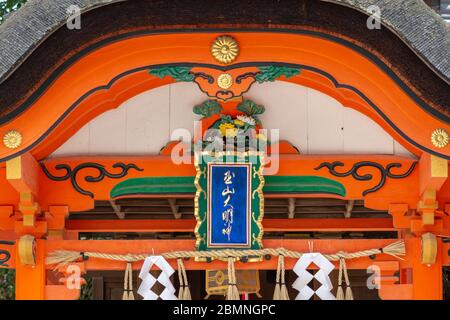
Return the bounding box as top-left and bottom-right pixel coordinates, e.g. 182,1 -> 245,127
0,0 -> 449,84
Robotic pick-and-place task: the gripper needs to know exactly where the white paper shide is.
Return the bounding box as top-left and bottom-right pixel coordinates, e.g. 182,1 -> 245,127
137,256 -> 177,300
292,253 -> 335,300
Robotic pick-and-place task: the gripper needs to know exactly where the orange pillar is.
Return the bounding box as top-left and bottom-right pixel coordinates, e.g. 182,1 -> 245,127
15,239 -> 46,300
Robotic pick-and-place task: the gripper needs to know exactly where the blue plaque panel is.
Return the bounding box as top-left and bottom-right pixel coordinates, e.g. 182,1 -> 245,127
207,163 -> 251,248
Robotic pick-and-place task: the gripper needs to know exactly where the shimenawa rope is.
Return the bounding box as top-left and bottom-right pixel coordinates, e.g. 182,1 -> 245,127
46,241 -> 405,266
48,241 -> 405,301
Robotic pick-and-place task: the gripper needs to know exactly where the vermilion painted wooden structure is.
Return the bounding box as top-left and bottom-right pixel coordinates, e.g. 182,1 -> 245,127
0,30 -> 449,300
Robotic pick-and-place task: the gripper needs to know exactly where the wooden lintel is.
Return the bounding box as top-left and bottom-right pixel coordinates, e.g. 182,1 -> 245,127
65,218 -> 395,233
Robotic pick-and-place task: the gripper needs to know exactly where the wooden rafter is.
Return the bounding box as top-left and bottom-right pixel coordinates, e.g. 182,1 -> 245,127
288,198 -> 296,219
109,200 -> 125,220
168,198 -> 181,219
345,200 -> 355,218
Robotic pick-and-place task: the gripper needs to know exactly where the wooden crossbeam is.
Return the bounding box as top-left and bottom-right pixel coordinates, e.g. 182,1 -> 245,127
65,218 -> 395,233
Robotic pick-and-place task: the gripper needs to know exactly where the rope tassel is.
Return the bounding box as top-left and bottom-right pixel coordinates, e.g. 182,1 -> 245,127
279,255 -> 290,300
342,259 -> 353,300
177,259 -> 185,300
273,255 -> 281,300
177,258 -> 192,300
226,257 -> 240,300
336,259 -> 345,300
122,262 -> 135,300
274,255 -> 289,300
336,258 -> 353,300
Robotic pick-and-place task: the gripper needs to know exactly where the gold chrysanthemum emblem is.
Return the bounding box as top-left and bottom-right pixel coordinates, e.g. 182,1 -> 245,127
217,73 -> 233,89
3,130 -> 22,149
211,36 -> 239,64
431,129 -> 449,148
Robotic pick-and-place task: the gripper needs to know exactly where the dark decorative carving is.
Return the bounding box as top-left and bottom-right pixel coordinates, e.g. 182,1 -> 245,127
0,240 -> 14,267
235,72 -> 258,84
314,161 -> 418,195
41,162 -> 144,198
193,72 -> 215,84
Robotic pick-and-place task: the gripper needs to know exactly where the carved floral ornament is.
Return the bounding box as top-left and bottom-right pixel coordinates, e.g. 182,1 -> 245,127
217,73 -> 233,89
211,36 -> 239,65
431,128 -> 449,148
3,130 -> 22,149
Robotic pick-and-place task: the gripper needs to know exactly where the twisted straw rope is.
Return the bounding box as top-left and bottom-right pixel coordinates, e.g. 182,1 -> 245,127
46,241 -> 405,266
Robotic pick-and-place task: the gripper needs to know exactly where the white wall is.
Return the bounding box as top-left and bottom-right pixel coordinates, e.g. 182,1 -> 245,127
50,81 -> 414,158
52,83 -> 203,157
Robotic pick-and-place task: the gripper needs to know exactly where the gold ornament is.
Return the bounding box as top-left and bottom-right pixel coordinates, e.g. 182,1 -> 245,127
431,128 -> 449,148
211,36 -> 239,64
205,270 -> 261,299
219,122 -> 238,137
18,235 -> 36,266
217,73 -> 233,89
3,130 -> 22,149
215,270 -> 225,285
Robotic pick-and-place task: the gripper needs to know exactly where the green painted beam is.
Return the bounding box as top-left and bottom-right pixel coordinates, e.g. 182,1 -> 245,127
110,175 -> 346,198
263,176 -> 346,196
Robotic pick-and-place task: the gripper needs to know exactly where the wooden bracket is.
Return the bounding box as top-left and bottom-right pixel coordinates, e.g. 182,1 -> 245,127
418,200 -> 438,226
417,155 -> 448,226
419,154 -> 447,195
45,206 -> 69,239
6,153 -> 40,199
19,193 -> 40,228
388,204 -> 410,229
